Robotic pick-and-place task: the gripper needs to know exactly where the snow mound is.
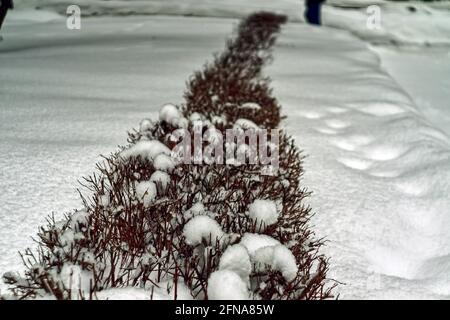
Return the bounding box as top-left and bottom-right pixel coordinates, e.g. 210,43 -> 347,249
183,215 -> 225,246
208,270 -> 249,300
323,1 -> 450,46
135,181 -> 157,206
248,199 -> 279,229
159,103 -> 187,128
13,0 -> 450,45
218,244 -> 252,280
153,154 -> 176,172
183,202 -> 206,220
149,170 -> 170,191
120,140 -> 171,162
253,245 -> 298,281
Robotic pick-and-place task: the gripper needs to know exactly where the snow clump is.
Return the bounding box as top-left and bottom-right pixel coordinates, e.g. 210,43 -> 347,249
153,153 -> 176,172
135,181 -> 157,207
253,245 -> 298,281
240,233 -> 281,256
208,270 -> 249,300
218,244 -> 252,280
159,103 -> 188,128
248,199 -> 279,229
183,215 -> 225,246
120,140 -> 170,162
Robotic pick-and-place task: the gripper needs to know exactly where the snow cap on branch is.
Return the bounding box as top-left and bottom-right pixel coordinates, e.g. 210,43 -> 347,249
120,140 -> 171,162
248,199 -> 279,230
135,181 -> 157,207
183,215 -> 225,246
208,270 -> 249,300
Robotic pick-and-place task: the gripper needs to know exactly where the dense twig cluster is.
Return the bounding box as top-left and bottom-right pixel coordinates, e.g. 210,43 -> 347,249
182,12 -> 286,129
3,12 -> 336,300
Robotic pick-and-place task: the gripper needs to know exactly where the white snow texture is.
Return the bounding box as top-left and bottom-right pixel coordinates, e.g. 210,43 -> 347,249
1,0 -> 449,300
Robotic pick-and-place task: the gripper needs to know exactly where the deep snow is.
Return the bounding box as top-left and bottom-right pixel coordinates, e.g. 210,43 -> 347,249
1,4 -> 450,298
266,24 -> 450,299
372,46 -> 450,137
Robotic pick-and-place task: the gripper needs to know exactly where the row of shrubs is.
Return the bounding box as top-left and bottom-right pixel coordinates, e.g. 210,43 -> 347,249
2,12 -> 335,300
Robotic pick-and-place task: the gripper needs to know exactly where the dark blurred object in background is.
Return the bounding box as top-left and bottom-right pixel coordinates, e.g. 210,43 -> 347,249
0,0 -> 14,30
305,0 -> 325,25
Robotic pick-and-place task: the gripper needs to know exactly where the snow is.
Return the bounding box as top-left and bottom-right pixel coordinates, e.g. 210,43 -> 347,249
139,118 -> 155,133
183,215 -> 225,246
0,15 -> 232,294
153,153 -> 176,172
95,287 -> 151,300
218,244 -> 252,281
208,270 -> 249,300
372,46 -> 450,137
159,103 -> 183,127
233,118 -> 259,131
135,181 -> 157,206
1,2 -> 450,299
149,170 -> 170,191
240,233 -> 281,257
95,281 -> 193,300
183,202 -> 206,220
59,263 -> 93,298
6,8 -> 62,23
266,21 -> 450,298
248,199 -> 279,229
120,140 -> 171,162
159,102 -> 188,128
323,1 -> 450,46
253,245 -> 298,281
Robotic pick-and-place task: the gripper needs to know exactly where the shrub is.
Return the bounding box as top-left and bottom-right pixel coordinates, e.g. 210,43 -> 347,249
2,12 -> 336,300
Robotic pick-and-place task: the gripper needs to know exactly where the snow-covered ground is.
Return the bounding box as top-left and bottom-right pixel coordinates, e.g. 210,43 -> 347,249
373,45 -> 450,136
10,0 -> 450,45
267,25 -> 450,299
1,2 -> 450,299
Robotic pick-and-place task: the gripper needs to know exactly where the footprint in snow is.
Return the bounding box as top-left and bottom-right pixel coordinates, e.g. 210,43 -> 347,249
296,109 -> 324,120
330,134 -> 374,152
337,157 -> 373,171
362,144 -> 408,162
324,119 -> 350,130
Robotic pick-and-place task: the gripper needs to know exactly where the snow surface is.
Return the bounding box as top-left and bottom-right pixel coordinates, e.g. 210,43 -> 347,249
9,0 -> 450,45
266,21 -> 450,299
1,3 -> 450,299
120,140 -> 171,161
159,102 -> 185,128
